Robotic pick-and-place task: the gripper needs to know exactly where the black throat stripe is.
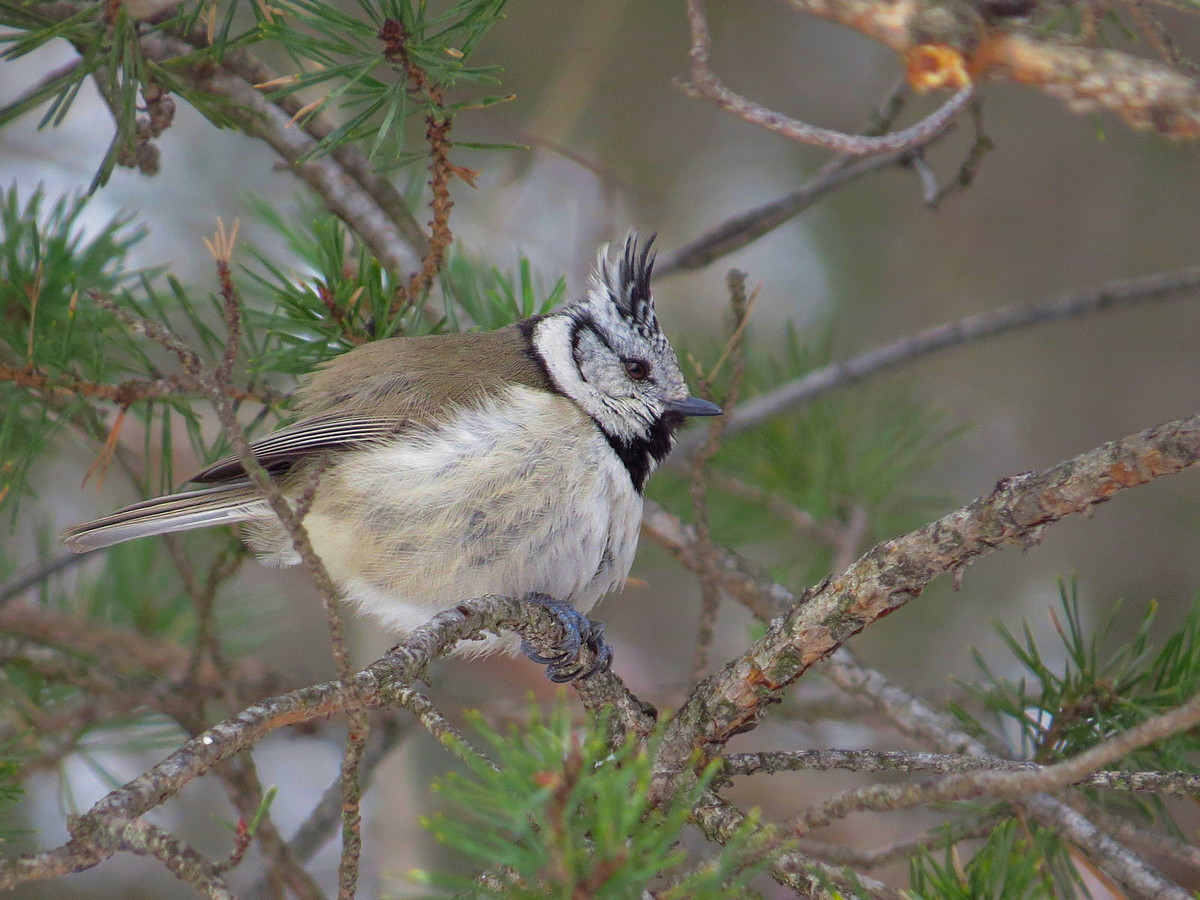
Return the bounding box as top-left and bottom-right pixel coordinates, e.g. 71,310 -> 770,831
600,412 -> 683,493
521,314 -> 680,492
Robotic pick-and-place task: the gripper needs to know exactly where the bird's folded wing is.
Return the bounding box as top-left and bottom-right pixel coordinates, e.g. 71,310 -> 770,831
188,414 -> 411,484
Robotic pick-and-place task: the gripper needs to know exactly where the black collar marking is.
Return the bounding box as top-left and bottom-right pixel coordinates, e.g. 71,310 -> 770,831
600,411 -> 682,493
522,314 -> 678,492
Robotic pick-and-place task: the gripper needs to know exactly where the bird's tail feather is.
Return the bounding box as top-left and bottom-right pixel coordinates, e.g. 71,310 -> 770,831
61,482 -> 270,552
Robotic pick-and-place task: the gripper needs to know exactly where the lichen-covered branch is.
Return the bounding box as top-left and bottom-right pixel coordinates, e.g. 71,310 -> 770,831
0,595 -> 640,893
653,412 -> 1200,786
723,748 -> 1200,795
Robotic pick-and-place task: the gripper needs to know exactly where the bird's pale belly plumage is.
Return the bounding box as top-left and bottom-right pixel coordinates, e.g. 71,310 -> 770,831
247,386 -> 642,650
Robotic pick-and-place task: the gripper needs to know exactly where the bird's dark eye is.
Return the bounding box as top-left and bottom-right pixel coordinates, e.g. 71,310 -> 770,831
623,358 -> 651,381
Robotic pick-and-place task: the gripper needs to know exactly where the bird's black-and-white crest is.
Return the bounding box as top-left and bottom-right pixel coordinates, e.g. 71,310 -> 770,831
525,229 -> 711,492
590,232 -> 661,340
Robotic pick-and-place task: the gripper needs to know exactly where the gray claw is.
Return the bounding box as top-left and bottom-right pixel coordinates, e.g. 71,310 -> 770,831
520,593 -> 612,682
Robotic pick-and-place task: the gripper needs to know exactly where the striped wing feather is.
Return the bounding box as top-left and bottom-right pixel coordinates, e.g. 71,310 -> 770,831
60,482 -> 265,551
61,415 -> 411,552
188,414 -> 410,483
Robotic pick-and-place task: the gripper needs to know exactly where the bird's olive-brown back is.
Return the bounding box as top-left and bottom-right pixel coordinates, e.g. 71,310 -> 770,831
294,325 -> 554,426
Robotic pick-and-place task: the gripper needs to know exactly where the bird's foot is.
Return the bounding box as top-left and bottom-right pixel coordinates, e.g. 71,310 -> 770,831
520,593 -> 612,683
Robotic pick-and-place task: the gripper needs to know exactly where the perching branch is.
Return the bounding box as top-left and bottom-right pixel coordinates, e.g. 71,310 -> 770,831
0,594 -> 643,893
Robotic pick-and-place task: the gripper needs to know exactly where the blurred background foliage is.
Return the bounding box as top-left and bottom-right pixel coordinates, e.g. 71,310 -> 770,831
3,0 -> 1200,895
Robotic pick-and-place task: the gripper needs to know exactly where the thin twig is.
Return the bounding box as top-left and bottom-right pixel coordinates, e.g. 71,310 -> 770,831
692,791 -> 908,900
657,82 -> 923,277
72,817 -> 236,900
244,718 -> 408,900
681,0 -> 974,155
0,362 -> 277,407
657,148 -> 908,277
688,271 -> 751,681
337,722 -> 369,900
724,748 -> 1200,795
919,97 -> 994,208
824,650 -> 1192,900
678,264 -> 1200,453
0,550 -> 96,606
392,687 -> 495,769
641,500 -> 792,621
796,816 -> 999,870
1063,795 -> 1200,875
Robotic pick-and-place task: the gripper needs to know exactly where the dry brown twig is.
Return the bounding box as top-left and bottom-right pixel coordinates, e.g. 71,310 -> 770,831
775,0 -> 1200,138
687,270 -> 753,681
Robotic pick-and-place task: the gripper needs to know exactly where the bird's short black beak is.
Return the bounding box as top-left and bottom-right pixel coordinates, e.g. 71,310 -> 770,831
667,396 -> 723,417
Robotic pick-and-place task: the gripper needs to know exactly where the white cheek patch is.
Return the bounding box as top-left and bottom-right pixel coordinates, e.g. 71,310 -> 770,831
533,316 -> 650,443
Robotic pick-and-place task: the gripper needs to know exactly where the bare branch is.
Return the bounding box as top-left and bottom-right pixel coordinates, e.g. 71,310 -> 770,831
677,265 -> 1200,453
688,271 -> 751,680
1,550 -> 96,606
641,500 -> 788,621
787,688 -> 1200,834
1063,795 -> 1200,875
656,84 -> 933,277
71,818 -> 236,900
724,748 -> 1200,795
824,651 -> 1191,900
654,412 -> 1200,794
681,0 -> 973,155
795,817 -> 998,870
337,722 -> 368,900
392,687 -> 494,769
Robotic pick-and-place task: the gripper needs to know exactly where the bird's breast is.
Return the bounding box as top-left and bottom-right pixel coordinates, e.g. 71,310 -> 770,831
300,385 -> 643,637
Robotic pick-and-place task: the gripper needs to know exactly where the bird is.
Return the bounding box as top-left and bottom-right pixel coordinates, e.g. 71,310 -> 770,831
62,233 -> 721,680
